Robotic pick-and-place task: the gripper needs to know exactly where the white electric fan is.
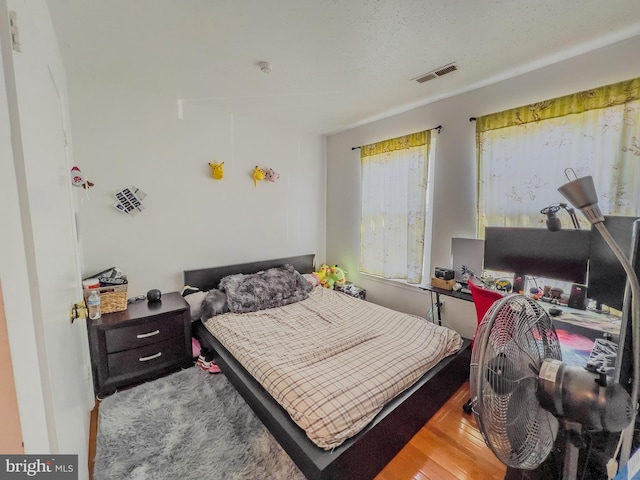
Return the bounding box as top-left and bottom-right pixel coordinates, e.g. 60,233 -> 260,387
470,294 -> 633,479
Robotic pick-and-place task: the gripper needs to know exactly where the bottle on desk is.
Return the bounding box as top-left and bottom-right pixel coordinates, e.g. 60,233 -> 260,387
88,291 -> 101,320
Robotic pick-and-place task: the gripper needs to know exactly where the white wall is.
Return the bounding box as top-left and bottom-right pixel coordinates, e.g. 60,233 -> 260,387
327,34 -> 640,338
67,73 -> 326,297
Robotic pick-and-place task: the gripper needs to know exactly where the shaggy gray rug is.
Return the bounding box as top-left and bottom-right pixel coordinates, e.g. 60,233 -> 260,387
93,367 -> 305,480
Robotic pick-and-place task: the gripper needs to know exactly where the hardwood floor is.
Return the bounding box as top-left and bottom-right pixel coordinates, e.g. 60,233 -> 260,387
88,380 -> 505,480
376,381 -> 506,480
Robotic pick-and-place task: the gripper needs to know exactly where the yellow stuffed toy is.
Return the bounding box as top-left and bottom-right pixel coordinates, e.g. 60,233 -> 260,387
208,162 -> 224,180
312,264 -> 330,287
253,166 -> 266,187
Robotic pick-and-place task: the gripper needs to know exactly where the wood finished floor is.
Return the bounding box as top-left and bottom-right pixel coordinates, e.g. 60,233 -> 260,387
88,381 -> 505,480
375,381 -> 506,480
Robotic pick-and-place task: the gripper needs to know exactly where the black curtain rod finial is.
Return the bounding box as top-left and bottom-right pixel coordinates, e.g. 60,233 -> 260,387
469,117 -> 477,122
435,125 -> 442,134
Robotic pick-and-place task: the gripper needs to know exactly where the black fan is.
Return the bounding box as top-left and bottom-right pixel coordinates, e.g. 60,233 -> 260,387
470,295 -> 632,479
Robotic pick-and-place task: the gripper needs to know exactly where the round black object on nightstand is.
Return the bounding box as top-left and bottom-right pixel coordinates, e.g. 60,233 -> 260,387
147,289 -> 162,302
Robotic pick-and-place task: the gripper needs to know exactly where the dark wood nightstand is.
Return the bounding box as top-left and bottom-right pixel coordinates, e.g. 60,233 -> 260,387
86,291 -> 192,397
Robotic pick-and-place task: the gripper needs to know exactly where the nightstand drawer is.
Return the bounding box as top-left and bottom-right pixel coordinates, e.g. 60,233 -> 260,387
107,338 -> 186,378
105,313 -> 184,353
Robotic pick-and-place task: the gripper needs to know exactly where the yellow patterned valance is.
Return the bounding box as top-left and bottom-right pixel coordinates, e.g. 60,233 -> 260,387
360,130 -> 430,158
476,77 -> 640,133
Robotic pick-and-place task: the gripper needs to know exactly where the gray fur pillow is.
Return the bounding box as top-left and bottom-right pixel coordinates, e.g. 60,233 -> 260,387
219,264 -> 311,314
200,289 -> 229,321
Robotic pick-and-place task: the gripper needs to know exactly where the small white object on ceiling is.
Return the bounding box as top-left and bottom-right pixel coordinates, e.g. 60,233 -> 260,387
258,61 -> 272,74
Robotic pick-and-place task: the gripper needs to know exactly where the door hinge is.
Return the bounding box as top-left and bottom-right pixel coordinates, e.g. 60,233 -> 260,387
9,12 -> 21,53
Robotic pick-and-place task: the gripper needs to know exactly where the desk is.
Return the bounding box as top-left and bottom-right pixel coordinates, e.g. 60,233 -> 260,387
421,284 -> 472,324
540,303 -> 621,335
421,283 -> 622,369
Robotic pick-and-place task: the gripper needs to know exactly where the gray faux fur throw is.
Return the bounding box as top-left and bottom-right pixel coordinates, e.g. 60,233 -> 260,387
200,288 -> 229,321
219,264 -> 311,314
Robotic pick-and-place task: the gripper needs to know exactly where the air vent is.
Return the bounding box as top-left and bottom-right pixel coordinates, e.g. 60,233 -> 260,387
413,63 -> 458,83
415,73 -> 437,84
434,64 -> 457,76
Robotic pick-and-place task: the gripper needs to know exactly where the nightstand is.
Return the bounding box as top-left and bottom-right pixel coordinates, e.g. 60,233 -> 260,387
86,291 -> 192,397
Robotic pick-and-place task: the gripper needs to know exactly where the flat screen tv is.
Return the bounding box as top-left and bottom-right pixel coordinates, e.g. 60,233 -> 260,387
588,216 -> 640,311
483,227 -> 590,284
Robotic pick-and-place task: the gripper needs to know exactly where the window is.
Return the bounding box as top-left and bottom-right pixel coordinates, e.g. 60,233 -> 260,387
476,77 -> 640,233
360,130 -> 432,284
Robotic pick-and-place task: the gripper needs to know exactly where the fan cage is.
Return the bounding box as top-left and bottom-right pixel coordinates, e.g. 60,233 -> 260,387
470,294 -> 562,469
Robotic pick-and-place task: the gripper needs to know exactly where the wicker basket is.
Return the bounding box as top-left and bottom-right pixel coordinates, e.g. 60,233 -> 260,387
84,284 -> 128,314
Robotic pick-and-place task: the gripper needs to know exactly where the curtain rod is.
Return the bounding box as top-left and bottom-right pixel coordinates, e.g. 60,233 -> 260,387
351,125 -> 442,150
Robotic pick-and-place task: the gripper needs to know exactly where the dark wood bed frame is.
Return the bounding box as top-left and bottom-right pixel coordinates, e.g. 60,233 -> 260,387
185,254 -> 471,480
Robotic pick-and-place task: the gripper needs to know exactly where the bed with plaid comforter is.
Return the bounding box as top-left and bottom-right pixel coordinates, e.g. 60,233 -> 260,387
203,286 -> 462,450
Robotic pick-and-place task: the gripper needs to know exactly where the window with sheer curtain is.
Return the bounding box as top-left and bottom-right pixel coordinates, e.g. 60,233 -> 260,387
476,77 -> 640,234
360,130 -> 431,284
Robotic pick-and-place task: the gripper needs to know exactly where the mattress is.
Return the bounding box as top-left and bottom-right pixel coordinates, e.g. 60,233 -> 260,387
203,286 -> 462,449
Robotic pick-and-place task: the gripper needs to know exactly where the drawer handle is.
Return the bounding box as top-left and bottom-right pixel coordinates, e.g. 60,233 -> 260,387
137,329 -> 160,339
139,352 -> 162,362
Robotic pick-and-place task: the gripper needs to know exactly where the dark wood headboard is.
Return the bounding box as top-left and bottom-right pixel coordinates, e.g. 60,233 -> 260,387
183,254 -> 316,292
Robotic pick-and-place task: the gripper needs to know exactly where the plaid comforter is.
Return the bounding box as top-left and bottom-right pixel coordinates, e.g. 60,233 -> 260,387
203,287 -> 462,449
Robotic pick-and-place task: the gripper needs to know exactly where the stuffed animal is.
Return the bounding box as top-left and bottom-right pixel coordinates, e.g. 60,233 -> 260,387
253,166 -> 266,187
312,264 -> 330,287
323,265 -> 346,289
208,162 -> 224,180
70,166 -> 94,189
265,167 -> 280,182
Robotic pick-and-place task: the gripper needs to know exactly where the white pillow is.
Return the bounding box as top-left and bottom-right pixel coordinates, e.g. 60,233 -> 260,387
184,290 -> 207,321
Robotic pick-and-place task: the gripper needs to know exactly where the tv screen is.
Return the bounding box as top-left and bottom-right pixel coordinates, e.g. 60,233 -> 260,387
588,216 -> 640,311
484,227 -> 590,284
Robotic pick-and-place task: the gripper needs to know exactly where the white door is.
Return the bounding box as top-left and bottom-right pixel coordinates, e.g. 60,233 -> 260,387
4,0 -> 92,475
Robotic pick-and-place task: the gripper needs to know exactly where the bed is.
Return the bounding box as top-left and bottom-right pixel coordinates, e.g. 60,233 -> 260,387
185,254 -> 472,480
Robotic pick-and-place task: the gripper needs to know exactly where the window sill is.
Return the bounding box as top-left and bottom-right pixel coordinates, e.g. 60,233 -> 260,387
358,273 -> 429,293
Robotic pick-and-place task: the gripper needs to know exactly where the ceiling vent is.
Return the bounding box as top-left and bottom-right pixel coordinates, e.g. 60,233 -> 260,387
413,63 -> 458,84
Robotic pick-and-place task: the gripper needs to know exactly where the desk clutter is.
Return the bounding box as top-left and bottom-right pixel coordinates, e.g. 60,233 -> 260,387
431,277 -> 456,290
334,282 -> 366,300
83,267 -> 129,314
432,267 -> 457,290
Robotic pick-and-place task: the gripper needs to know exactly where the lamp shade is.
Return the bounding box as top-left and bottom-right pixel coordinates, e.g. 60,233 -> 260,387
558,175 -> 604,224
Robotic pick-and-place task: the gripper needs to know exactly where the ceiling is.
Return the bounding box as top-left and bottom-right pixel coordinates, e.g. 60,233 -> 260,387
46,0 -> 640,135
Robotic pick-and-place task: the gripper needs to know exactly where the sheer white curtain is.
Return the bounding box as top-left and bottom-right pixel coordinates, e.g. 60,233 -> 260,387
477,78 -> 640,232
360,131 -> 431,283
